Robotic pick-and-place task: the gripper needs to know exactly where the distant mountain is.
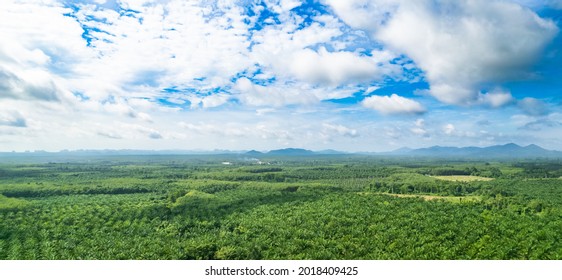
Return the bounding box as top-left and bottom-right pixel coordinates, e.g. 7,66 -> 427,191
316,149 -> 348,155
244,150 -> 264,156
386,147 -> 413,155
266,148 -> 315,156
1,144 -> 558,159
390,143 -> 561,158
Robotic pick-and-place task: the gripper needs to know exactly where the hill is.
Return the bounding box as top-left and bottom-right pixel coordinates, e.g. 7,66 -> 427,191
391,143 -> 561,158
266,148 -> 315,156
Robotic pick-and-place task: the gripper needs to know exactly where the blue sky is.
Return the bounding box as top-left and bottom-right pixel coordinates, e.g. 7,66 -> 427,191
0,0 -> 561,152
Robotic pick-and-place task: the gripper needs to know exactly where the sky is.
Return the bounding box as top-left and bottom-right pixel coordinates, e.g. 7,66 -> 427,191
0,0 -> 561,152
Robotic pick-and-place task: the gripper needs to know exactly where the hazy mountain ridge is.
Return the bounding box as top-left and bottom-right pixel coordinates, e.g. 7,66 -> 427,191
244,148 -> 347,156
389,143 -> 562,158
1,143 -> 560,158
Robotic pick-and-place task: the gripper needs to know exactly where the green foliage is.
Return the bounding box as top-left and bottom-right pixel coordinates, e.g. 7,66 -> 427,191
0,156 -> 560,260
0,194 -> 29,210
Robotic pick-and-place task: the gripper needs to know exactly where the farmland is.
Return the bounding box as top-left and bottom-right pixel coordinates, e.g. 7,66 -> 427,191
0,155 -> 561,259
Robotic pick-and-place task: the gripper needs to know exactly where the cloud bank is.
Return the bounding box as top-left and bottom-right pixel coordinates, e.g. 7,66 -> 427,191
0,0 -> 560,151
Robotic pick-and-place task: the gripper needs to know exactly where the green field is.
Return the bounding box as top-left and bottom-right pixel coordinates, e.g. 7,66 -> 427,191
0,155 -> 561,259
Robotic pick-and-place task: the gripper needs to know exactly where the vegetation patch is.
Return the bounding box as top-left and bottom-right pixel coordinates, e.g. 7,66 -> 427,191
432,175 -> 494,182
0,194 -> 30,210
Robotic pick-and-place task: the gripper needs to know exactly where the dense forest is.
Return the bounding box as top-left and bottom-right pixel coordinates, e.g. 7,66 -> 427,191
0,155 -> 561,259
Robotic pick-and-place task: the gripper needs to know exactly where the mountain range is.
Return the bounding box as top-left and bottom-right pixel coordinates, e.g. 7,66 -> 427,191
382,143 -> 562,158
1,143 -> 560,159
246,143 -> 562,158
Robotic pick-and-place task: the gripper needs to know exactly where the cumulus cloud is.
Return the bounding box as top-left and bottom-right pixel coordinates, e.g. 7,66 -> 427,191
288,47 -> 399,86
362,94 -> 426,115
478,90 -> 515,108
327,0 -> 558,105
0,1 -> 92,103
4,0 -> 499,117
0,0 -> 560,151
1,0 -> 256,106
73,1 -> 251,98
234,77 -> 357,107
249,11 -> 402,87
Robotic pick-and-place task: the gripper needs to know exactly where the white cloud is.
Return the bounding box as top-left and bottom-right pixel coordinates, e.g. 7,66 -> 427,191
362,94 -> 426,115
0,1 -> 87,103
478,90 -> 515,108
234,77 -> 358,107
288,47 -> 396,86
0,0 -> 560,152
200,94 -> 230,109
365,86 -> 381,94
410,127 -> 427,136
266,0 -> 304,14
57,1 -> 398,109
410,118 -> 429,136
0,1 -> 400,118
249,12 -> 401,87
256,108 -> 276,116
72,1 -> 251,98
323,0 -> 399,33
322,123 -> 359,139
443,124 -> 456,135
185,94 -> 231,109
235,77 -> 318,107
327,0 -> 558,105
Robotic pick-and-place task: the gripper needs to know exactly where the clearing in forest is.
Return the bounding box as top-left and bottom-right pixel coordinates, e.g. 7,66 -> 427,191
432,175 -> 494,182
359,192 -> 482,203
381,193 -> 482,203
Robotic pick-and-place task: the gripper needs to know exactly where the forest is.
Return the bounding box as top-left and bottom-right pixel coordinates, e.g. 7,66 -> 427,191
0,154 -> 561,259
